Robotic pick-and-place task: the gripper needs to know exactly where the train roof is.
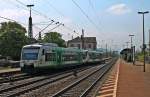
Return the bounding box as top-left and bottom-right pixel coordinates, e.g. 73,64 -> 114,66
86,50 -> 103,54
59,47 -> 83,52
23,43 -> 58,48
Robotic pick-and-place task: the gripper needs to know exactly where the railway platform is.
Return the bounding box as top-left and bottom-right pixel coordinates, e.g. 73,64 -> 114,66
0,68 -> 20,73
0,68 -> 20,78
96,59 -> 150,97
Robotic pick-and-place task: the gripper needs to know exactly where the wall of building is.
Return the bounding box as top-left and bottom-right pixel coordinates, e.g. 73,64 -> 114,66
68,42 -> 96,50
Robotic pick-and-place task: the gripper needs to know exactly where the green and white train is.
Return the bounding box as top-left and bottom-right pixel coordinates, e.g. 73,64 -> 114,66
20,43 -> 105,73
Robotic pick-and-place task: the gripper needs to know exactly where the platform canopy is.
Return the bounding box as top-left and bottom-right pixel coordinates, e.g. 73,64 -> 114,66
120,48 -> 132,55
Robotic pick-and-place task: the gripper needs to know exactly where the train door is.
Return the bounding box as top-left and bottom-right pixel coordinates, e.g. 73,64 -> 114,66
40,49 -> 45,65
56,48 -> 62,65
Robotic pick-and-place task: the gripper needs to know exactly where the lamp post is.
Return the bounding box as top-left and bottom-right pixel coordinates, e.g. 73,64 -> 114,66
138,11 -> 149,72
149,29 -> 150,56
129,34 -> 134,64
81,29 -> 84,49
106,43 -> 108,57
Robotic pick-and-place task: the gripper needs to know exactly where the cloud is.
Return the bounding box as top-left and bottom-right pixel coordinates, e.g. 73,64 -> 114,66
107,3 -> 131,15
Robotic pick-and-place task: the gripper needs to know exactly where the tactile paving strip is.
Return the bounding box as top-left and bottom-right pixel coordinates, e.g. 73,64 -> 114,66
96,59 -> 120,97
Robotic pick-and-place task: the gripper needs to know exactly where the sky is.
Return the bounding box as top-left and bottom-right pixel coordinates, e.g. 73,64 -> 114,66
0,0 -> 150,51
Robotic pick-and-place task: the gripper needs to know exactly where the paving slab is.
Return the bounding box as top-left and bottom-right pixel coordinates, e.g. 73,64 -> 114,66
96,59 -> 150,97
96,59 -> 120,97
116,60 -> 150,97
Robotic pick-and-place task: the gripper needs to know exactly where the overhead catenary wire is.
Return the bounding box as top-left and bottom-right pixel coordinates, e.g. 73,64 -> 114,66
63,25 -> 79,35
14,0 -> 66,38
0,15 -> 42,35
89,0 -> 111,42
0,15 -> 56,39
45,0 -> 66,18
0,15 -> 28,28
71,0 -> 101,33
15,0 -> 79,37
0,16 -> 17,23
5,0 -> 103,40
43,0 -> 82,36
5,0 -> 53,34
33,21 -> 54,25
5,0 -> 30,12
88,0 -> 102,27
39,20 -> 54,33
15,0 -> 52,21
42,23 -> 64,37
34,20 -> 57,38
3,0 -> 44,32
47,23 -> 63,32
71,0 -> 110,43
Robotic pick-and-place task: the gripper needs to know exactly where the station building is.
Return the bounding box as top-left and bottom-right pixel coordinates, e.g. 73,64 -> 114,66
67,36 -> 97,50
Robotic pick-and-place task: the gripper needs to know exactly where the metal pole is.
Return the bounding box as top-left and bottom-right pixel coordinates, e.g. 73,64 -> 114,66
131,37 -> 133,62
109,47 -> 111,56
81,29 -> 84,49
131,37 -> 133,48
133,46 -> 135,64
149,29 -> 150,56
129,34 -> 134,64
143,14 -> 146,72
138,11 -> 149,72
38,32 -> 41,42
27,4 -> 34,39
106,44 -> 107,57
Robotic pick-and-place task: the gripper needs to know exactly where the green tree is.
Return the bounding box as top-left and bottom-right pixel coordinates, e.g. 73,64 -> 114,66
42,32 -> 66,47
0,22 -> 29,60
0,22 -> 26,35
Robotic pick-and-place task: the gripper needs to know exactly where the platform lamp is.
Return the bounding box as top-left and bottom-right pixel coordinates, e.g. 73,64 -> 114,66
138,11 -> 149,72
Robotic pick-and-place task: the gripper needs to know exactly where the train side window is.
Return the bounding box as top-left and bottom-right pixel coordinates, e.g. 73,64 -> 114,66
45,53 -> 56,61
82,53 -> 86,59
42,49 -> 45,55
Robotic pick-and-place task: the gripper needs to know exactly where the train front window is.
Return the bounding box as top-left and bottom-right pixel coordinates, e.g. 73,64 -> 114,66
22,47 -> 39,60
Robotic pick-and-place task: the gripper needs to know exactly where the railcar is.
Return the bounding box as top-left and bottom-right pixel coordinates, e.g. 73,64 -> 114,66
87,50 -> 103,63
20,43 -> 104,73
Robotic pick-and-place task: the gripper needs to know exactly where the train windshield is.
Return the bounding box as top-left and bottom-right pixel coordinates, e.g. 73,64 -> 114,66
22,47 -> 40,60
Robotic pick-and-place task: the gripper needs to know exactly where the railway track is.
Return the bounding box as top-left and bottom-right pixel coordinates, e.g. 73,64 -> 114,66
0,73 -> 33,84
0,64 -> 97,97
0,58 -> 116,97
51,59 -> 115,97
19,59 -> 115,97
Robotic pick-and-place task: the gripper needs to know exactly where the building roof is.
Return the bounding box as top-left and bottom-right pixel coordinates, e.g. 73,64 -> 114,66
120,48 -> 132,54
68,37 -> 96,43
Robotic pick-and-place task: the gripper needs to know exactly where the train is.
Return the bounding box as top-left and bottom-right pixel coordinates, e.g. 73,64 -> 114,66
20,43 -> 107,73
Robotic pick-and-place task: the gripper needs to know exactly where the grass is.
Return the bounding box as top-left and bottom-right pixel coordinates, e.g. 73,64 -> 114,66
137,54 -> 144,62
136,51 -> 149,62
